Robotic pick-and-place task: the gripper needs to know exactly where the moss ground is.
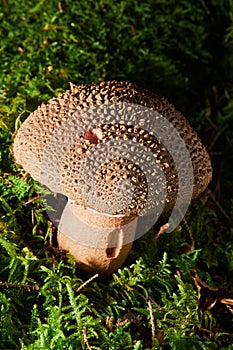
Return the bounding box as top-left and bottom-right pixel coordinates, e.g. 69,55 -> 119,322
0,1 -> 233,349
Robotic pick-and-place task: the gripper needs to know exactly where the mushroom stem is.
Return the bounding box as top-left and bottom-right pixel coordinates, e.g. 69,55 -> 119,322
57,203 -> 137,275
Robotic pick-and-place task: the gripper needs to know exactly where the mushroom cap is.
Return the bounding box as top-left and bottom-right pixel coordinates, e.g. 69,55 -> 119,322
13,81 -> 212,216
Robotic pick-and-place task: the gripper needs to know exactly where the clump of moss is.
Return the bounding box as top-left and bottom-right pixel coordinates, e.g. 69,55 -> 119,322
0,0 -> 232,348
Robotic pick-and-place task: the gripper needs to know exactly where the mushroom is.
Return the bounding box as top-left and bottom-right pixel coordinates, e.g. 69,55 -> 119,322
13,81 -> 212,275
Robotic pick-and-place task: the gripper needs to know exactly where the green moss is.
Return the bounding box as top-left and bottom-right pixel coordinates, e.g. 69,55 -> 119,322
0,0 -> 233,348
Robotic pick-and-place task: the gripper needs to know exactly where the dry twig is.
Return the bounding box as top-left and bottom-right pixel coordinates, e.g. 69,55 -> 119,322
181,214 -> 195,250
83,326 -> 92,350
149,295 -> 163,310
58,1 -> 64,14
0,281 -> 40,292
148,299 -> 156,341
152,223 -> 170,242
76,274 -> 99,293
206,189 -> 233,225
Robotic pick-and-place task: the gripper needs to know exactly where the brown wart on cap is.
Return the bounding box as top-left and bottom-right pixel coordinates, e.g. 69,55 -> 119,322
13,81 -> 212,275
